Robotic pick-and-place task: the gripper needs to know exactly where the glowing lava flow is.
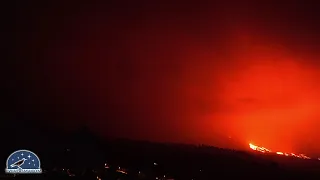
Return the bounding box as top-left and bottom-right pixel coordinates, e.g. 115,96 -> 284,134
249,143 -> 312,160
249,143 -> 271,153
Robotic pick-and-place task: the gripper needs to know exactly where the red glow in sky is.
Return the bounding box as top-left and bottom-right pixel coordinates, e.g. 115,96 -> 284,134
13,1 -> 320,156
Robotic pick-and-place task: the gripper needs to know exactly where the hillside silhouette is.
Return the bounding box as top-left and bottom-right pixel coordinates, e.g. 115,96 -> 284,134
2,127 -> 320,180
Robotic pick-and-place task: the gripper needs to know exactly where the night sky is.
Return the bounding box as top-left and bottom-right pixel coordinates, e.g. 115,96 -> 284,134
7,1 -> 320,156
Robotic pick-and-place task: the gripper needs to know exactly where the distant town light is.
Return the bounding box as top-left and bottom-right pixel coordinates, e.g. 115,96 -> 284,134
104,163 -> 110,169
116,169 -> 128,174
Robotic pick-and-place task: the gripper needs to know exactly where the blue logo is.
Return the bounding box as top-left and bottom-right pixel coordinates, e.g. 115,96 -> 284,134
5,149 -> 42,174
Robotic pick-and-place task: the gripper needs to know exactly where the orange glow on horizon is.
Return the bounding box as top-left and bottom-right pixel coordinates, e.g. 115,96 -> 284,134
217,34 -> 320,156
45,6 -> 320,157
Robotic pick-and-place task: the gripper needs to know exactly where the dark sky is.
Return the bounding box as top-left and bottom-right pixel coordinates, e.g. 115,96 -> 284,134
8,1 -> 320,156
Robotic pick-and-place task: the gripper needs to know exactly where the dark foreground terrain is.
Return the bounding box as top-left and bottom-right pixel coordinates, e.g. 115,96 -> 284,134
1,129 -> 319,180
